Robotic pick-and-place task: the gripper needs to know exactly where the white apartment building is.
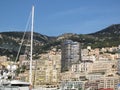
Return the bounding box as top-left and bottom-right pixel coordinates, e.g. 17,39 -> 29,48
98,76 -> 120,90
90,60 -> 117,73
60,81 -> 85,90
71,61 -> 93,73
117,58 -> 120,74
82,55 -> 96,62
86,73 -> 104,81
71,60 -> 117,75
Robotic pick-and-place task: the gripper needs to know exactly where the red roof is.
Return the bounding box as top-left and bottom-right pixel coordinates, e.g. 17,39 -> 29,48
99,88 -> 113,90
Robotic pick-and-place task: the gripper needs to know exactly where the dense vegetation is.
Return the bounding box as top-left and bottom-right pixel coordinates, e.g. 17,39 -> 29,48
0,24 -> 120,60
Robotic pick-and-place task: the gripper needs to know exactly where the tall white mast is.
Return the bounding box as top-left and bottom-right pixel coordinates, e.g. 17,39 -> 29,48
29,5 -> 34,85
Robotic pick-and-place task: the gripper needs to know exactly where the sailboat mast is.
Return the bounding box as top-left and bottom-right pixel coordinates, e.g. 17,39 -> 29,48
29,5 -> 34,85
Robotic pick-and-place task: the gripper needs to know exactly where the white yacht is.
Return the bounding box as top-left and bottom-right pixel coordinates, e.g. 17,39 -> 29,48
0,80 -> 31,90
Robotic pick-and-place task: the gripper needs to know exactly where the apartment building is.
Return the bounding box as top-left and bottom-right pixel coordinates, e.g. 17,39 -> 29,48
0,56 -> 8,70
89,60 -> 117,74
86,73 -> 104,81
117,49 -> 120,74
34,49 -> 61,86
71,61 -> 93,73
61,40 -> 81,72
0,56 -> 7,62
48,49 -> 61,83
98,76 -> 120,90
60,81 -> 85,90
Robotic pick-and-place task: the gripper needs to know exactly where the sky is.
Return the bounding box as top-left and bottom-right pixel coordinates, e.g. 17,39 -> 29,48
0,0 -> 120,36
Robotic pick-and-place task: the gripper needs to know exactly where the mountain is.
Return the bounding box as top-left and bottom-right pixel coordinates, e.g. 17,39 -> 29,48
0,24 -> 120,59
91,24 -> 120,36
89,24 -> 120,48
56,24 -> 120,48
0,31 -> 56,59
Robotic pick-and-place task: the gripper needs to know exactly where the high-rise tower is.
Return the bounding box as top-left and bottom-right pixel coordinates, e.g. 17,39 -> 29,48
61,40 -> 81,72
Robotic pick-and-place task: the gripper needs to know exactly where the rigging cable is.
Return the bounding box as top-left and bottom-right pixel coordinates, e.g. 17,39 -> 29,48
14,11 -> 32,63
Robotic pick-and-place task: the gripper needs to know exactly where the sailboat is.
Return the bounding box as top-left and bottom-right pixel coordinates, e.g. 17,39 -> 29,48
0,5 -> 34,90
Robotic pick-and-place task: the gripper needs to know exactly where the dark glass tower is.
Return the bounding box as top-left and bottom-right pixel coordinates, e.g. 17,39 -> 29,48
61,40 -> 81,72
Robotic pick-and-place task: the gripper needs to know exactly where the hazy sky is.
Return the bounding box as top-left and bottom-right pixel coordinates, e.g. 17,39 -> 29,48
0,0 -> 120,36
